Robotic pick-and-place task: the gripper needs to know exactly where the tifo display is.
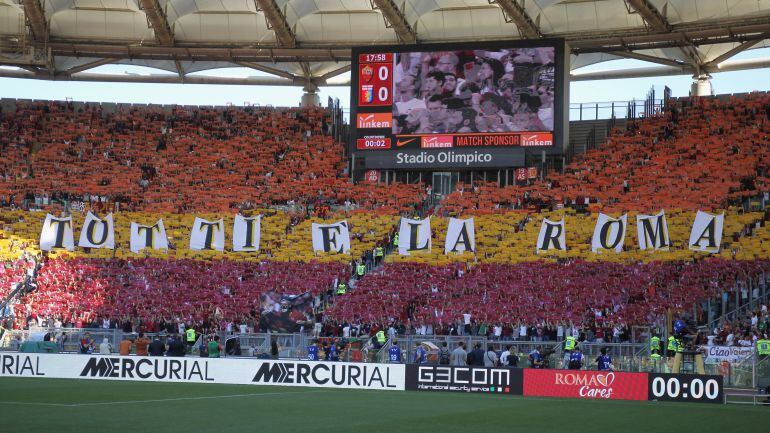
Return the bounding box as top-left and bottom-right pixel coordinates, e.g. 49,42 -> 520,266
36,209 -> 725,254
1,94 -> 769,389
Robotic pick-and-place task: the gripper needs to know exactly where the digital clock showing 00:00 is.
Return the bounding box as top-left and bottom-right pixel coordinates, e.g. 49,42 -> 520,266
648,373 -> 723,404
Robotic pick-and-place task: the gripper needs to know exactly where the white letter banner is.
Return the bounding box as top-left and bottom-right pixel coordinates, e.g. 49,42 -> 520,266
40,214 -> 74,251
637,210 -> 670,251
311,221 -> 350,254
445,217 -> 475,254
190,217 -> 225,251
233,214 -> 261,252
591,213 -> 627,253
77,212 -> 115,249
536,218 -> 566,253
130,220 -> 169,253
689,210 -> 724,253
398,217 -> 431,255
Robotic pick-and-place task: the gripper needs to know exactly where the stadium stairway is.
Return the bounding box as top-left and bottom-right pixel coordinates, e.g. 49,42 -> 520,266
567,118 -> 618,158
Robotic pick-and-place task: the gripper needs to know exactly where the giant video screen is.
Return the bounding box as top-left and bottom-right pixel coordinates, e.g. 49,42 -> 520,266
351,39 -> 567,169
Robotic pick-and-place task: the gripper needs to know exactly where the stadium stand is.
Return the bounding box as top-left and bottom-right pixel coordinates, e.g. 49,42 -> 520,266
439,93 -> 770,214
0,100 -> 424,213
1,95 -> 770,341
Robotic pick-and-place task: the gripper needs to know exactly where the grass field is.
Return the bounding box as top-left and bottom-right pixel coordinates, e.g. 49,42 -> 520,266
0,378 -> 766,433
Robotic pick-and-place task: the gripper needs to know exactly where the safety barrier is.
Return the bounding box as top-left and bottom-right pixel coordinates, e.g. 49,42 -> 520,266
0,353 -> 725,404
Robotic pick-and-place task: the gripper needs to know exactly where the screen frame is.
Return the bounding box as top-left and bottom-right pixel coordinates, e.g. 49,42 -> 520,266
349,38 -> 568,167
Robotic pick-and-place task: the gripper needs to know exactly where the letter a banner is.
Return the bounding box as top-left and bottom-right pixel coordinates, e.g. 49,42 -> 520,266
190,217 -> 225,251
445,218 -> 475,254
129,220 -> 169,253
398,217 -> 431,255
591,214 -> 626,253
311,221 -> 350,254
77,212 -> 115,249
689,210 -> 724,253
40,214 -> 74,251
233,214 -> 261,252
637,210 -> 670,251
536,218 -> 566,253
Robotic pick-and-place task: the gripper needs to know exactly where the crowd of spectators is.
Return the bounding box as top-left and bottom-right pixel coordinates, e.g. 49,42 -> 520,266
0,256 -> 347,332
440,93 -> 770,214
705,300 -> 770,348
2,94 -> 770,339
0,101 -> 425,214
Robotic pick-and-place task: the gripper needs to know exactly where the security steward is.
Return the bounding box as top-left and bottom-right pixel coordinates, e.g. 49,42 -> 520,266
375,329 -> 387,350
650,334 -> 662,360
356,261 -> 366,280
666,335 -> 678,358
392,233 -> 399,249
757,337 -> 770,360
564,335 -> 577,352
185,326 -> 197,351
336,280 -> 347,295
374,245 -> 384,266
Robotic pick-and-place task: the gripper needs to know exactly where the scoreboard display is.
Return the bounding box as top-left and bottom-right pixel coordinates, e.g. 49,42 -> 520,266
350,39 -> 568,169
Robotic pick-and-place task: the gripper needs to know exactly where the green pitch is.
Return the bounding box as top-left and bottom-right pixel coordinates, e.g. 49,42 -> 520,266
0,378 -> 765,433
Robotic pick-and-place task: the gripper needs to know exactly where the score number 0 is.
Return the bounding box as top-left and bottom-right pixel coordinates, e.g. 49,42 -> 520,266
375,65 -> 389,102
650,376 -> 719,400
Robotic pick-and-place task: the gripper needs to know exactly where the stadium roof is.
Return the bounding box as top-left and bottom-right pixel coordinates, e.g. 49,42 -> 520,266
1,0 -> 770,88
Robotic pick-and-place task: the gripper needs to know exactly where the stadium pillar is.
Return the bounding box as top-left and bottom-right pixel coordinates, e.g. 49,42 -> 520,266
691,74 -> 713,97
301,89 -> 320,107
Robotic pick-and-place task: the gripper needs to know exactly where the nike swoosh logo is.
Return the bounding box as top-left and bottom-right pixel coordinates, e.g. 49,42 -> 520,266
396,138 -> 417,147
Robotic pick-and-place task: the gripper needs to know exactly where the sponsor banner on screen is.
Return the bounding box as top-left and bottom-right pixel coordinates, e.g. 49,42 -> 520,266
648,373 -> 723,404
406,365 -> 523,395
421,135 -> 453,148
523,369 -> 648,401
357,113 -> 392,129
520,133 -> 554,147
389,132 -> 553,150
364,148 -> 524,169
356,137 -> 391,150
0,353 -> 405,390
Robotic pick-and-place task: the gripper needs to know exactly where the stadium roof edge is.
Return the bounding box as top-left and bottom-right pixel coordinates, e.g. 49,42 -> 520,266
1,0 -> 769,85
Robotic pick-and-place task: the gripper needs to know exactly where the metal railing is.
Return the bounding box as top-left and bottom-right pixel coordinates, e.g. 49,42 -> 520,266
704,272 -> 770,332
569,99 -> 665,121
2,327 -> 766,388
